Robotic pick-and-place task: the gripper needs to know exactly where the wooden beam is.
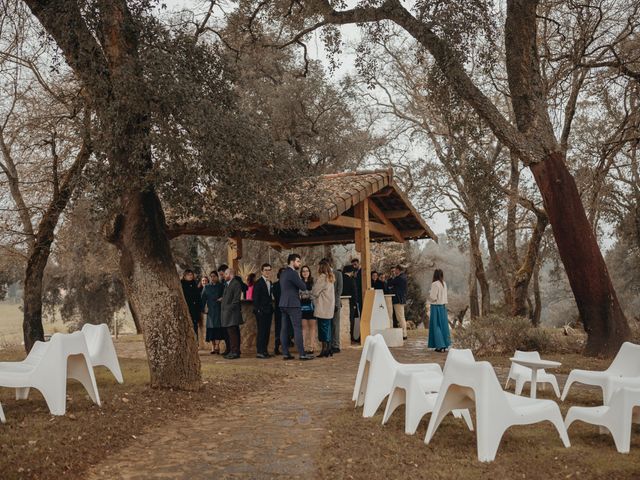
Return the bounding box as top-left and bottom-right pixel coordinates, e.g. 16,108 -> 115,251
384,209 -> 411,219
287,234 -> 356,246
400,228 -> 427,238
367,199 -> 405,243
227,237 -> 242,271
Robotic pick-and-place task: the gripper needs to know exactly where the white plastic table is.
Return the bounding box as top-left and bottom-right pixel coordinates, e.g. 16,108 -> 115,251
509,357 -> 561,399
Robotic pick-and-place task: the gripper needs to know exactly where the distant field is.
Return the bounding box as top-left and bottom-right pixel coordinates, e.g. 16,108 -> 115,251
0,302 -> 136,348
0,303 -> 68,347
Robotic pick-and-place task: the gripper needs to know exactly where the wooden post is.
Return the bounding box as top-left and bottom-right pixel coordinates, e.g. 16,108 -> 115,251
355,201 -> 372,345
227,237 -> 242,271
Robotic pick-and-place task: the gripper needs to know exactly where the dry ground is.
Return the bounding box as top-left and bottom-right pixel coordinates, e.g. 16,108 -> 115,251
0,330 -> 638,479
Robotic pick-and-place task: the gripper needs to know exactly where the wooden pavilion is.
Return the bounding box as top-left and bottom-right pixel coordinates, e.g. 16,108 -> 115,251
168,169 -> 437,305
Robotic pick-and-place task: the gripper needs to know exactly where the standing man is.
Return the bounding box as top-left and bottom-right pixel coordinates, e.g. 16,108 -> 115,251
272,267 -> 287,355
388,265 -> 408,340
341,265 -> 358,343
351,258 -> 362,317
279,253 -> 314,360
253,263 -> 274,359
221,268 -> 243,359
217,264 -> 230,355
321,258 -> 343,354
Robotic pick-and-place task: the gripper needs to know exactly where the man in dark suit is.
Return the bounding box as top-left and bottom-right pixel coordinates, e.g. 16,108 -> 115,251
217,264 -> 230,355
253,263 -> 274,359
351,258 -> 362,317
221,268 -> 243,359
279,253 -> 313,360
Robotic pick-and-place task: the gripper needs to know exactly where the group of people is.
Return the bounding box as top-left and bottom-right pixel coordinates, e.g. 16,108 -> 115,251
180,255 -> 451,361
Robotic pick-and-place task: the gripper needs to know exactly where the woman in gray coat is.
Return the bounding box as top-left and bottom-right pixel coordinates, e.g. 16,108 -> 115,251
221,269 -> 244,359
312,261 -> 336,358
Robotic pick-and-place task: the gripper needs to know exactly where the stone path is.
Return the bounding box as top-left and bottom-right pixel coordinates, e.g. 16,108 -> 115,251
86,336 -> 568,479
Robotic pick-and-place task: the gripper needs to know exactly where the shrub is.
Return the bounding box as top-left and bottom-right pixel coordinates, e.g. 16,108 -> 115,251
452,314 -> 532,355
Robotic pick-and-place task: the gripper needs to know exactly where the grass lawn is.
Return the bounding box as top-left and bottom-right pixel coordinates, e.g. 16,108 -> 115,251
0,347 -> 278,479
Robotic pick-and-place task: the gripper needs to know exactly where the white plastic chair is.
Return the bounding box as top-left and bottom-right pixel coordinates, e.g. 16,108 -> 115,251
0,332 -> 101,416
382,368 -> 474,435
425,350 -> 570,462
505,350 -> 561,398
353,335 -> 380,404
82,323 -> 123,383
562,342 -> 640,402
565,386 -> 640,453
353,334 -> 442,418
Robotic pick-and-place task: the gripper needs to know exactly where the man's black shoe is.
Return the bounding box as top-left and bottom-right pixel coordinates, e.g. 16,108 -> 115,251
283,354 -> 295,360
331,347 -> 341,354
256,353 -> 268,359
299,354 -> 315,360
224,353 -> 240,360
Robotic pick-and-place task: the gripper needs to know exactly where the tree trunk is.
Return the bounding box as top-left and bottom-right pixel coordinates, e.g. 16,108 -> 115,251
506,152 -> 520,274
512,212 -> 548,318
479,212 -> 513,307
109,189 -> 201,390
23,142 -> 91,351
468,248 -> 480,320
128,302 -> 143,334
532,256 -> 542,327
530,153 -> 629,354
467,216 -> 490,315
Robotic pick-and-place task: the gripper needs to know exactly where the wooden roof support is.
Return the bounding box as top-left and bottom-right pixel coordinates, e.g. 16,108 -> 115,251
384,209 -> 411,219
227,237 -> 242,271
367,199 -> 405,243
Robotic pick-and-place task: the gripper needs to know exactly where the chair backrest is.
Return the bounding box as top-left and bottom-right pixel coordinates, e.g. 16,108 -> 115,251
443,349 -> 475,374
27,331 -> 92,381
440,354 -> 510,414
511,350 -> 542,375
81,323 -> 110,359
368,335 -> 400,383
353,334 -> 383,402
607,342 -> 640,377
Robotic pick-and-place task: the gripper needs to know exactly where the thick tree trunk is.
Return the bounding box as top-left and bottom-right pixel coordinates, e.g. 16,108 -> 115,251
530,153 -> 629,355
512,212 -> 548,318
109,189 -> 201,390
467,216 -> 490,315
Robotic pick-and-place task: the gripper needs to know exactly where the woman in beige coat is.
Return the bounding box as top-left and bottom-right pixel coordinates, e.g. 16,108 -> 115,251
312,261 -> 336,358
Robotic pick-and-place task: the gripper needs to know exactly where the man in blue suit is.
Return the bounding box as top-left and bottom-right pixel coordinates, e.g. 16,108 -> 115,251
279,253 -> 314,360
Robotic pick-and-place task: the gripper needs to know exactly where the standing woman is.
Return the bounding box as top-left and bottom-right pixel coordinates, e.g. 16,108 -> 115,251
427,269 -> 450,352
300,265 -> 316,354
246,273 -> 256,301
202,271 -> 225,354
312,261 -> 336,358
197,276 -> 209,349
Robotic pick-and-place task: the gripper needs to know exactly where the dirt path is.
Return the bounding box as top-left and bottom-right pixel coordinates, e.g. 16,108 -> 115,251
87,342 -> 364,479
87,335 -> 568,479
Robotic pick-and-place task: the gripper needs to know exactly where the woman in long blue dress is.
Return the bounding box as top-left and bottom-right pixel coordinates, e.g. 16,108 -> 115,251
427,269 -> 451,352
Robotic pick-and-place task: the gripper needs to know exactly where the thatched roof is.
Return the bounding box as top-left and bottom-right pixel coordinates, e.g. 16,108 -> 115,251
167,168 -> 437,247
